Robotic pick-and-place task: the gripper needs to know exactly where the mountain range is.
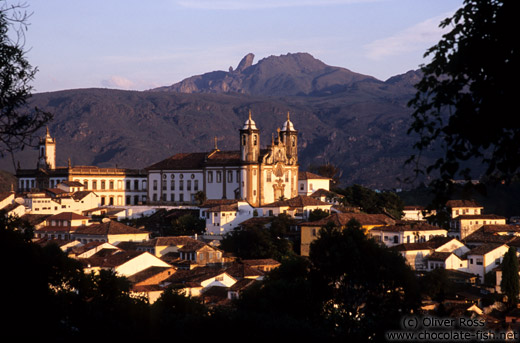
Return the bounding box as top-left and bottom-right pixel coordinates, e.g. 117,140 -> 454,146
1,52 -> 441,190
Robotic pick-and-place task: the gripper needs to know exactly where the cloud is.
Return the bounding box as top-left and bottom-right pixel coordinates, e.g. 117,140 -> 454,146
176,0 -> 381,10
364,13 -> 452,61
101,75 -> 136,90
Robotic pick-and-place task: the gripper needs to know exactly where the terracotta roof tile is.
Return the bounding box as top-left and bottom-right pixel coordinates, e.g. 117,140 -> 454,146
446,200 -> 482,208
73,220 -> 148,236
263,195 -> 331,208
298,171 -> 329,180
299,212 -> 395,227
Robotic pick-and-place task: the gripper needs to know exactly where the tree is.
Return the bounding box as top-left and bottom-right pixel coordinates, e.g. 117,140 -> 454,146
500,246 -> 519,306
1,2 -> 52,169
309,219 -> 420,341
337,184 -> 404,219
194,190 -> 206,205
168,213 -> 205,235
407,0 -> 517,186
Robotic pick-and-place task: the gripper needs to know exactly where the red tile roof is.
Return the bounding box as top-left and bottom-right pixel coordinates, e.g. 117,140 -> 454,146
145,150 -> 241,171
262,195 -> 331,208
298,171 -> 329,180
73,220 -> 148,236
299,212 -> 395,227
446,200 -> 482,208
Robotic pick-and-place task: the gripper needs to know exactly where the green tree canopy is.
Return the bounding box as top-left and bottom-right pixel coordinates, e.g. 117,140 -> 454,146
337,184 -> 404,219
500,246 -> 520,307
407,0 -> 517,185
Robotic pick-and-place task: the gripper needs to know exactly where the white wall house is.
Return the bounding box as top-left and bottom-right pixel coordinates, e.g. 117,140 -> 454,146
25,190 -> 99,215
298,171 -> 330,196
200,200 -> 255,235
466,243 -> 510,283
370,223 -> 448,248
427,252 -> 467,271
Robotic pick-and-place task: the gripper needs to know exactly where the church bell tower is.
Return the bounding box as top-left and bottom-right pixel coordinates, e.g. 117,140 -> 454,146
240,110 -> 260,163
37,127 -> 56,170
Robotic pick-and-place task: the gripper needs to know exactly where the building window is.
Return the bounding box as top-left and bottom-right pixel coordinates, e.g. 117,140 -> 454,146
179,193 -> 184,202
194,180 -> 199,191
228,171 -> 233,183
266,171 -> 271,182
171,180 -> 175,191
83,180 -> 89,188
126,180 -> 131,190
242,135 -> 246,146
217,171 -> 222,183
153,180 -> 157,190
101,180 -> 106,190
134,180 -> 139,190
179,180 -> 184,191
253,135 -> 257,146
171,193 -> 175,202
208,171 -> 213,183
187,180 -> 192,191
109,181 -> 114,190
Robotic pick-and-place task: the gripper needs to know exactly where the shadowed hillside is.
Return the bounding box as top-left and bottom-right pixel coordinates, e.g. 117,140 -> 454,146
1,53 -> 448,190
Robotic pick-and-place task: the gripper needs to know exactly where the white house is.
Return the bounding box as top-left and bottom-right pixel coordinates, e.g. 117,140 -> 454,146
259,195 -> 332,220
199,200 -> 256,235
427,252 -> 467,271
465,243 -> 510,283
298,171 -> 330,196
81,250 -> 173,278
446,199 -> 483,218
450,214 -> 507,239
71,219 -> 150,245
393,236 -> 469,271
161,267 -> 237,297
370,223 -> 448,248
25,189 -> 99,215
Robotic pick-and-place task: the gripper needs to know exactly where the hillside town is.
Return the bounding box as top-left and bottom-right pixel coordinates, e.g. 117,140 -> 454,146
1,113 -> 520,335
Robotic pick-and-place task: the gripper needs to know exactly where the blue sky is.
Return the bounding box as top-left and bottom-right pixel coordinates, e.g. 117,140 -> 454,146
21,0 -> 464,93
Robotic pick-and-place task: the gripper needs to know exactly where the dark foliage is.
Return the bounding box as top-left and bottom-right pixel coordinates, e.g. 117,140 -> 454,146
407,0 -> 518,187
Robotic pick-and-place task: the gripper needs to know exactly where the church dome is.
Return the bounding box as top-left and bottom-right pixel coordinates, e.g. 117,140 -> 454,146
242,110 -> 258,130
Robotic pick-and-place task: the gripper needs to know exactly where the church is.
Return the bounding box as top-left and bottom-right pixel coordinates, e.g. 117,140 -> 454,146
146,111 -> 299,207
16,112 -> 301,208
16,128 -> 148,206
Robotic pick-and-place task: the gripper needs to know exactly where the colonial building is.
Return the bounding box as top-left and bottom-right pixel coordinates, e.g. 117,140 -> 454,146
146,112 -> 299,207
16,128 -> 148,206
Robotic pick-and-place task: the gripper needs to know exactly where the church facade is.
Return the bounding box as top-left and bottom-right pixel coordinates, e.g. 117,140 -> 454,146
146,112 -> 299,207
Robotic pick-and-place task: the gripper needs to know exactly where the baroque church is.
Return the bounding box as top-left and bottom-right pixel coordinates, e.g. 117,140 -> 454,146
16,112 -> 300,207
146,111 -> 299,207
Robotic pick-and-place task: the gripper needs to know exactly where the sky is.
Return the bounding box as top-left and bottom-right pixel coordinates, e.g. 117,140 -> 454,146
16,0 -> 464,93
